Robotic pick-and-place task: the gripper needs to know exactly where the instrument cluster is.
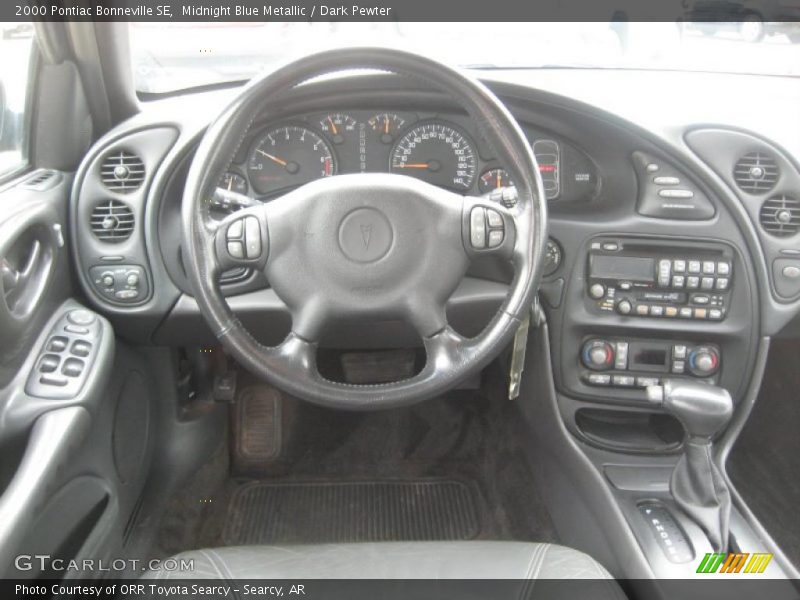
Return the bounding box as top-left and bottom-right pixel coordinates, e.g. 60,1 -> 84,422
218,110 -> 599,204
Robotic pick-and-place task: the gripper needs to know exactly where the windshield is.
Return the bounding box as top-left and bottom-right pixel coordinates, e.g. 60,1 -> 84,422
130,22 -> 800,94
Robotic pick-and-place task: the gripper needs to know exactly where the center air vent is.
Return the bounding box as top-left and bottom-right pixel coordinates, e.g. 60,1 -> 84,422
734,152 -> 779,194
760,195 -> 800,237
90,200 -> 135,243
100,150 -> 145,193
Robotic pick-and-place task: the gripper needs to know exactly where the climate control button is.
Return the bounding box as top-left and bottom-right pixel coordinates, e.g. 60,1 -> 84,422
687,346 -> 720,377
582,340 -> 615,371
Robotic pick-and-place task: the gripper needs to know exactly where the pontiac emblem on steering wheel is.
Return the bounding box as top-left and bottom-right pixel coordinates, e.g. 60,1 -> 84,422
338,208 -> 393,263
360,224 -> 373,249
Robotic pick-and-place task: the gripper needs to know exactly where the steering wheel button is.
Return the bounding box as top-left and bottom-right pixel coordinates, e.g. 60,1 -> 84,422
227,241 -> 244,259
486,209 -> 503,228
488,230 -> 504,248
469,207 -> 486,249
227,219 -> 244,239
244,217 -> 262,258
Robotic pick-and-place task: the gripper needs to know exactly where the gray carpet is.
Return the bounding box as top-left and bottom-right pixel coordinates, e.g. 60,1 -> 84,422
728,339 -> 800,569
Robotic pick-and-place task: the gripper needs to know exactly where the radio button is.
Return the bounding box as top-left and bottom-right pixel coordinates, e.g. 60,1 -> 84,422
586,373 -> 611,386
672,360 -> 686,374
589,283 -> 606,299
671,275 -> 685,288
602,242 -> 619,251
650,305 -> 664,316
702,261 -> 716,274
686,276 -> 700,289
617,299 -> 633,315
701,277 -> 715,290
486,209 -> 503,228
665,306 -> 678,317
636,304 -> 649,315
688,261 -> 701,274
673,345 -> 687,359
715,277 -> 729,290
673,259 -> 686,273
679,307 -> 693,318
692,294 -> 710,305
637,376 -> 660,388
717,262 -> 731,276
613,375 -> 635,387
709,309 -> 723,320
694,308 -> 708,319
658,259 -> 671,287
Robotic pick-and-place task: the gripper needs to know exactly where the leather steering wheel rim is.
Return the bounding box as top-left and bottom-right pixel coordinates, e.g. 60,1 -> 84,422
182,47 -> 548,410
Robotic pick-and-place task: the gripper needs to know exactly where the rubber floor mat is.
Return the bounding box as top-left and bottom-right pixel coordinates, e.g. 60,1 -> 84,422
223,479 -> 480,545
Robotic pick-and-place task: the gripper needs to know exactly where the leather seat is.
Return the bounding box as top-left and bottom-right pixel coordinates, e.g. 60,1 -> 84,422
145,541 -> 625,597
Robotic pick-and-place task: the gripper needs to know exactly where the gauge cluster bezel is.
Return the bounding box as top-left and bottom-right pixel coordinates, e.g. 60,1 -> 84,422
216,109 -> 600,203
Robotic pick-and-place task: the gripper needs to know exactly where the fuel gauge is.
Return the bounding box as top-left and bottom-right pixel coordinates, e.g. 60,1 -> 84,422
219,171 -> 248,195
479,168 -> 514,194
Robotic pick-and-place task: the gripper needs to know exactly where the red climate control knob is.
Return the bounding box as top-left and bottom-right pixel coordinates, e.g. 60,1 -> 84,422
582,340 -> 615,371
688,346 -> 720,377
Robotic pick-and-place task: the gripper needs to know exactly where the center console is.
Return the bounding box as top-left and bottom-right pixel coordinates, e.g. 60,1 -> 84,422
556,235 -> 753,409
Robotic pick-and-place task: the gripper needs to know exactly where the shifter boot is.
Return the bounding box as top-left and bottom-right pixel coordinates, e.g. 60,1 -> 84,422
671,438 -> 731,552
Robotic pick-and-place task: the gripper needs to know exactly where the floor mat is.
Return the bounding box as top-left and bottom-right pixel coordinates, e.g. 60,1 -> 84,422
728,339 -> 800,570
222,479 -> 480,545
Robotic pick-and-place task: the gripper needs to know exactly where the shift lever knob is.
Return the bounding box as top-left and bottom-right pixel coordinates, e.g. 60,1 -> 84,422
647,380 -> 733,439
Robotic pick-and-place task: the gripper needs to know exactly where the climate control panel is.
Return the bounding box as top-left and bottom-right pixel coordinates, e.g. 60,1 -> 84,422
580,338 -> 721,389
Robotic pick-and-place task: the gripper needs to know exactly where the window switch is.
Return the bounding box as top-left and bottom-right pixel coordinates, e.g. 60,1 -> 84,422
62,358 -> 85,378
47,336 -> 68,353
39,354 -> 60,373
71,340 -> 92,357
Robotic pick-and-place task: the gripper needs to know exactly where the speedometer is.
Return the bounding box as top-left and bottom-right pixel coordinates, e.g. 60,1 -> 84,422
247,125 -> 335,196
390,121 -> 477,191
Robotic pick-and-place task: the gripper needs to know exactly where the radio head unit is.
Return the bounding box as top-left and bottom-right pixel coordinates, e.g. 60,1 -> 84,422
586,237 -> 733,321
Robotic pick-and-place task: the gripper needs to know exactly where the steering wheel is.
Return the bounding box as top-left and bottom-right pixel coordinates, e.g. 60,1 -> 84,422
182,48 -> 548,410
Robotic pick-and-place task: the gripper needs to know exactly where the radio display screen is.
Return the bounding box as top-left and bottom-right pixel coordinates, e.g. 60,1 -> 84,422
633,349 -> 668,366
590,255 -> 655,282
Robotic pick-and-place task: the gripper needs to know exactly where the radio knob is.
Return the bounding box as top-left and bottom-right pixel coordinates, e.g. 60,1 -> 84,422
589,283 -> 606,299
688,346 -> 720,377
616,299 -> 633,315
582,340 -> 615,371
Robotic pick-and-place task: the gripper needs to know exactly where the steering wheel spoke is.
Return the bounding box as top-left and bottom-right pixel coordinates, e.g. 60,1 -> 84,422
212,205 -> 269,272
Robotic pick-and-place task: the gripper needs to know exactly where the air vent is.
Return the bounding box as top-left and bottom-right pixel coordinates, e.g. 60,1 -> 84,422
760,195 -> 800,237
100,150 -> 145,193
90,200 -> 135,243
734,152 -> 779,194
22,169 -> 60,190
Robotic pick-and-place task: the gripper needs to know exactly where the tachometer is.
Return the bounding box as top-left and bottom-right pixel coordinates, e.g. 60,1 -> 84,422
247,125 -> 335,195
390,121 -> 477,191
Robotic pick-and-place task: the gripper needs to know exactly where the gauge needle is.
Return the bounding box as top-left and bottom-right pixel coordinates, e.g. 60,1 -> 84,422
496,171 -> 501,189
396,163 -> 430,169
384,116 -> 389,135
256,149 -> 288,167
227,177 -> 233,191
327,116 -> 339,135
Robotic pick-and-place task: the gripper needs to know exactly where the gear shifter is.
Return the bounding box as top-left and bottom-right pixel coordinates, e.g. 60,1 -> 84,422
647,380 -> 734,552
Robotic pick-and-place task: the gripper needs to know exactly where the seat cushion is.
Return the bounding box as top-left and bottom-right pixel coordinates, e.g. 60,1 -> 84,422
145,541 -> 622,582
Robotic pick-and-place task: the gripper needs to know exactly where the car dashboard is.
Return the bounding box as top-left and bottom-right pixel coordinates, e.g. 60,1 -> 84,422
67,70 -> 800,447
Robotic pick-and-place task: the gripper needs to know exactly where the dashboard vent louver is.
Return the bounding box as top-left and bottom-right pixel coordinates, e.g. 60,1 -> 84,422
90,200 -> 135,243
22,169 -> 58,189
760,195 -> 800,237
734,152 -> 779,194
100,150 -> 145,193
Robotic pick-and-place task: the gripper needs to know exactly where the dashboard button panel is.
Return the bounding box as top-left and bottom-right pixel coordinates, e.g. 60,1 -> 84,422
89,264 -> 149,305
